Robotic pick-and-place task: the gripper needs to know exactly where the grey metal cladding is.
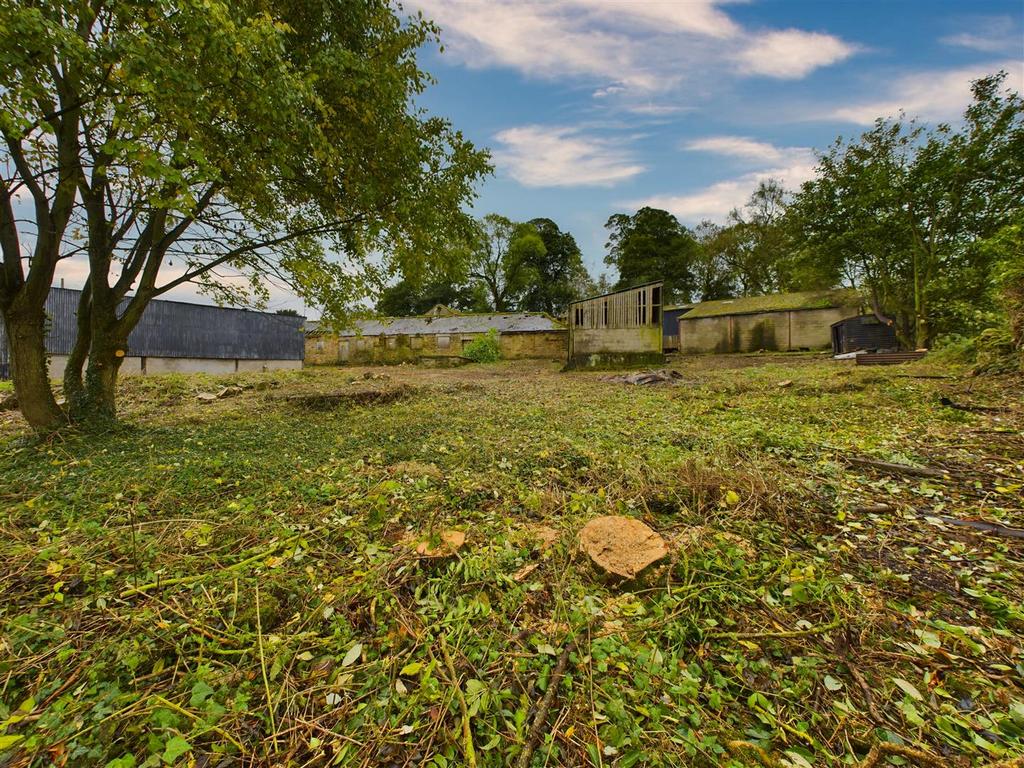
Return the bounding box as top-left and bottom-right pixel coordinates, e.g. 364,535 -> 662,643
1,287 -> 305,361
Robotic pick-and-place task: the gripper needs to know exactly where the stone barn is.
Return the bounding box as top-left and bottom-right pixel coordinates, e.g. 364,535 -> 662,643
566,282 -> 664,369
677,289 -> 862,354
305,307 -> 565,365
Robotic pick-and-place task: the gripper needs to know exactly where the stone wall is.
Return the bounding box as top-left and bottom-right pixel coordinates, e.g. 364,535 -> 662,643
499,331 -> 566,360
305,330 -> 566,365
678,306 -> 857,354
566,326 -> 663,369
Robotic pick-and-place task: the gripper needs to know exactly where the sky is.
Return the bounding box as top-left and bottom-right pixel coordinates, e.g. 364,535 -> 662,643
51,0 -> 1024,315
411,0 -> 1024,281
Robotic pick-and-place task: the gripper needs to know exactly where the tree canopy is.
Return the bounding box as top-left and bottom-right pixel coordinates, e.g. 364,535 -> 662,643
519,218 -> 591,315
0,0 -> 489,429
788,72 -> 1023,346
467,214 -> 546,312
604,207 -> 699,303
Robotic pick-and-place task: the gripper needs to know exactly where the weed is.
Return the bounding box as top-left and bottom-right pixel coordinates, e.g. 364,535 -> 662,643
0,356 -> 1021,766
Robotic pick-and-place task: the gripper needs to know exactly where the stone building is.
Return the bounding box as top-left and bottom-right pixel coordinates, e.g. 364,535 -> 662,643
566,282 -> 664,369
305,306 -> 565,365
676,288 -> 862,354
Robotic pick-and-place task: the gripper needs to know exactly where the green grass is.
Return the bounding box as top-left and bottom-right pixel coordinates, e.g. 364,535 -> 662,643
0,355 -> 1022,767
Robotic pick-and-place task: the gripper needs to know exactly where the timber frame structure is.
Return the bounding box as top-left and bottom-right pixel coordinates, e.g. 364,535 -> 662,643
566,281 -> 664,369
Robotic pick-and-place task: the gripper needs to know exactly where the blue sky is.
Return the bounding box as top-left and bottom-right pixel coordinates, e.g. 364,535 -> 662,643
410,0 -> 1024,281
46,1 -> 1023,313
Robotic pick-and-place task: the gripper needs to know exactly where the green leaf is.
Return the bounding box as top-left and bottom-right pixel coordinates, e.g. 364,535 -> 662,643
892,677 -> 923,701
161,735 -> 192,765
104,757 -> 137,768
0,734 -> 24,751
189,681 -> 214,707
399,662 -> 423,676
823,675 -> 843,691
342,643 -> 363,668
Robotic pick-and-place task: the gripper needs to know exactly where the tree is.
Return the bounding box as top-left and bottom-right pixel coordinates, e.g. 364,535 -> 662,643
787,73 -> 1023,347
468,214 -> 545,311
603,207 -> 698,303
691,221 -> 736,301
275,308 -> 300,317
376,276 -> 484,316
520,218 -> 590,314
717,180 -> 791,296
0,0 -> 489,430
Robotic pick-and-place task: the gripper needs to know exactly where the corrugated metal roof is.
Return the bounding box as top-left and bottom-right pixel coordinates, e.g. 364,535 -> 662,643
568,281 -> 663,306
327,312 -> 565,337
0,287 -> 306,362
681,288 -> 861,319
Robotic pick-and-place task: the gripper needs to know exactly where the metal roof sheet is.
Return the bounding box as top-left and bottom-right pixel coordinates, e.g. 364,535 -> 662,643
0,287 -> 305,361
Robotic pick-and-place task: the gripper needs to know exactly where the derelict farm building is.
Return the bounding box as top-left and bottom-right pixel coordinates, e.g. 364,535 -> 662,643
305,306 -> 566,365
567,282 -> 664,368
676,289 -> 862,354
0,287 -> 305,380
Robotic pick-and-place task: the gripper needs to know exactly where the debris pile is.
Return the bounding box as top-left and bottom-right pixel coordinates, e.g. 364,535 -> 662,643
196,385 -> 244,401
599,369 -> 684,386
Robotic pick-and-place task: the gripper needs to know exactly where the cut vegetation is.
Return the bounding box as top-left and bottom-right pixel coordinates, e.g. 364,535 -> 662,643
0,356 -> 1022,767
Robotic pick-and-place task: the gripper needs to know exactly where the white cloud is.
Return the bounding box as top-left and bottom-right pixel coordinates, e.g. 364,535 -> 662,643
53,255 -> 311,313
629,139 -> 817,222
684,135 -> 790,162
493,125 -> 645,187
565,0 -> 740,39
410,1 -> 858,101
829,60 -> 1024,124
940,16 -> 1021,53
738,29 -> 857,79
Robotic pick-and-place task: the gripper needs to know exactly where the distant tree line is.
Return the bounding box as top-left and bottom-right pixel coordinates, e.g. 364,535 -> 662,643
601,72 -> 1022,354
383,73 -> 1020,368
377,214 -> 596,316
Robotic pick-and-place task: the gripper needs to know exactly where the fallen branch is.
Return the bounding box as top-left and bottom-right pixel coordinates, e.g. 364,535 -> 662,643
854,504 -> 1024,541
151,694 -> 246,754
709,617 -> 843,641
846,456 -> 945,478
725,739 -> 782,767
856,741 -> 945,768
516,641 -> 575,768
848,664 -> 883,725
255,582 -> 278,753
939,396 -> 1010,413
119,533 -> 304,598
440,635 -> 477,768
937,516 -> 1024,541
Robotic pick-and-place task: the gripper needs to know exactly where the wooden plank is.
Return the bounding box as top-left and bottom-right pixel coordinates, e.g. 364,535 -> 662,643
856,351 -> 927,366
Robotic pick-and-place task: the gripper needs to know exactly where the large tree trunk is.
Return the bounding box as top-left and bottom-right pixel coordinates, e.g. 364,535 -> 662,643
2,304 -> 65,432
72,306 -> 126,425
63,286 -> 92,412
79,346 -> 123,423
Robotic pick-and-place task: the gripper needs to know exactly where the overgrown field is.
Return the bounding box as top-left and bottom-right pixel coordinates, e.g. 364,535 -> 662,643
1,355 -> 1022,767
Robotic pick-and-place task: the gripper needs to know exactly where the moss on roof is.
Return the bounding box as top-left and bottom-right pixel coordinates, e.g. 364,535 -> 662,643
681,289 -> 861,319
